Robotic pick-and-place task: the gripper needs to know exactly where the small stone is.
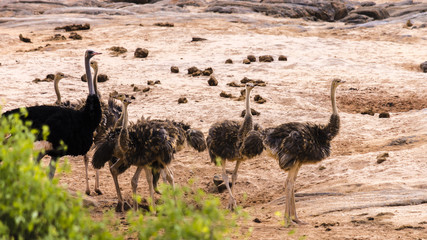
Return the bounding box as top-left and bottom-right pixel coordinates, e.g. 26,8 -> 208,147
147,80 -> 155,85
253,218 -> 262,223
278,55 -> 287,61
171,66 -> 179,73
318,165 -> 326,171
254,94 -> 266,104
108,46 -> 127,56
19,34 -> 31,43
247,55 -> 256,62
46,74 -> 55,81
187,66 -> 199,75
379,112 -> 390,118
133,86 -> 140,92
243,59 -> 251,64
420,61 -> 427,73
154,80 -> 161,84
192,70 -> 202,77
178,97 -> 188,104
202,67 -> 213,76
240,77 -> 252,83
69,32 -> 82,40
405,20 -> 413,27
259,55 -> 274,62
376,152 -> 389,164
208,76 -> 218,86
134,48 -> 149,58
142,87 -> 150,92
191,37 -> 207,42
154,22 -> 174,27
98,74 -> 109,82
220,91 -> 233,98
361,109 -> 375,116
367,217 -> 374,221
241,108 -> 260,117
225,59 -> 233,64
227,82 -> 244,87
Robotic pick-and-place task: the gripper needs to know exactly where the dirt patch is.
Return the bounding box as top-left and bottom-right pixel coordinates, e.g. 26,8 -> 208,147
336,88 -> 427,114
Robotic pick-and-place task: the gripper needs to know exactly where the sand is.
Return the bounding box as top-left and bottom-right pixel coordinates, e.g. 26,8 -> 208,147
0,1 -> 426,239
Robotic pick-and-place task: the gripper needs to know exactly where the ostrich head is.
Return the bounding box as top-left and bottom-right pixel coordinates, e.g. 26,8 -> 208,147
90,60 -> 98,71
245,82 -> 255,92
85,50 -> 101,59
54,72 -> 65,81
111,92 -> 133,106
331,78 -> 345,89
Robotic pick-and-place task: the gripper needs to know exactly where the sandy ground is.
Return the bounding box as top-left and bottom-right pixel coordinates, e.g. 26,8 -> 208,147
1,1 -> 426,239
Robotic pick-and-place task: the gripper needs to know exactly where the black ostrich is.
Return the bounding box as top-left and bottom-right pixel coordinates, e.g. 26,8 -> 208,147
2,50 -> 102,179
206,83 -> 264,210
262,79 -> 344,226
92,93 -> 180,212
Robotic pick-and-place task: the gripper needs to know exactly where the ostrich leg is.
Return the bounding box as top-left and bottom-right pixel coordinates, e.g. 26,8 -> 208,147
131,166 -> 144,211
48,158 -> 58,179
221,159 -> 237,210
84,154 -> 91,195
284,161 -> 305,227
230,160 -> 241,196
94,169 -> 102,195
144,166 -> 156,211
109,158 -> 128,212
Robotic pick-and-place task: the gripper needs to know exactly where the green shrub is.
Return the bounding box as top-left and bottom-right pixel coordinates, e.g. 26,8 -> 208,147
127,181 -> 247,240
0,111 -> 118,240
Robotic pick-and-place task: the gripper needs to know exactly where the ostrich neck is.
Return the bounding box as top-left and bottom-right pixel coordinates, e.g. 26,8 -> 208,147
331,84 -> 338,115
85,57 -> 95,95
54,79 -> 61,104
238,88 -> 253,142
118,102 -> 129,153
93,67 -> 100,98
245,88 -> 252,116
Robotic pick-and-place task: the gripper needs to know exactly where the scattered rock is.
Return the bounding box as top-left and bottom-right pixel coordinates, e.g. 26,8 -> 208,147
361,109 -> 375,116
19,34 -> 31,43
278,55 -> 287,61
48,34 -> 66,41
82,73 -> 109,82
108,46 -> 127,56
405,19 -> 413,27
240,77 -> 267,86
142,87 -> 150,92
259,55 -> 274,62
254,94 -> 266,104
253,218 -> 262,223
33,73 -> 55,83
208,76 -> 218,86
191,37 -> 207,42
225,59 -> 233,64
376,152 -> 389,164
147,80 -> 155,85
243,59 -> 251,64
341,13 -> 373,24
55,23 -> 90,32
247,55 -> 256,62
154,80 -> 161,84
202,67 -> 213,76
367,217 -> 374,221
154,22 -> 174,27
227,81 -> 244,87
171,66 -> 179,73
187,66 -> 200,75
69,32 -> 82,40
134,48 -> 149,58
133,86 -> 140,92
379,112 -> 390,118
387,136 -> 416,146
420,61 -> 427,73
220,91 -> 233,98
178,97 -> 188,104
318,165 -> 326,171
241,108 -> 260,117
352,6 -> 390,20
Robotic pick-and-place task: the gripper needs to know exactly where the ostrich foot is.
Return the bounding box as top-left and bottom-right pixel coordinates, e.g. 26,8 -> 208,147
85,189 -> 91,196
292,218 -> 308,225
154,188 -> 161,195
227,197 -> 237,211
95,189 -> 103,195
115,201 -> 132,212
284,215 -> 307,227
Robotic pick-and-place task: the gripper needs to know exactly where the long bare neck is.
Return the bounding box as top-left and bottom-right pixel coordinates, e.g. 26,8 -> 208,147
331,83 -> 338,115
93,66 -> 102,99
85,57 -> 95,95
238,88 -> 253,141
54,78 -> 61,105
118,101 -> 129,153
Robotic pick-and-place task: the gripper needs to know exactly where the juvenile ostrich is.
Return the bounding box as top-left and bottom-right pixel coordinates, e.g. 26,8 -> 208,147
148,119 -> 207,192
262,79 -> 344,226
2,50 -> 102,179
206,83 -> 264,210
92,93 -> 179,212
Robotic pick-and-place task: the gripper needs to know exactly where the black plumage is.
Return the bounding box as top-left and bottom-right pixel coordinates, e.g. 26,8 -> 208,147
2,50 -> 102,179
262,79 -> 344,226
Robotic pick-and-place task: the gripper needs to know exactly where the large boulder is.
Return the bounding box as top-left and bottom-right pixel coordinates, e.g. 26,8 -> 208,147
352,6 -> 390,20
